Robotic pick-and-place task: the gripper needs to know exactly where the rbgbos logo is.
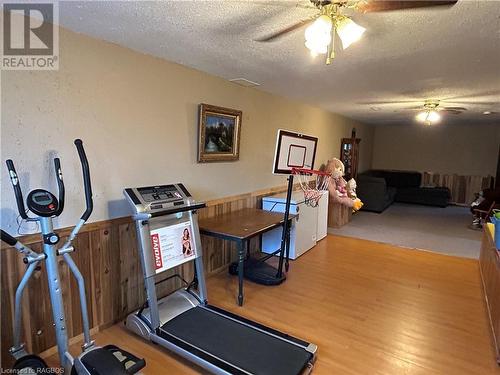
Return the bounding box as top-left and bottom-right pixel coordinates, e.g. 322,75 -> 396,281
1,2 -> 59,70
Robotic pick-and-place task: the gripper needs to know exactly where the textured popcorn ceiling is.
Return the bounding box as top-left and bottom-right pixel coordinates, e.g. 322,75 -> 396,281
59,0 -> 500,126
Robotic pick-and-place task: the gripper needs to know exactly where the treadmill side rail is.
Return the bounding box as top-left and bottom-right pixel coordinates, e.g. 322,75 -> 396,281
151,333 -> 244,375
306,343 -> 318,358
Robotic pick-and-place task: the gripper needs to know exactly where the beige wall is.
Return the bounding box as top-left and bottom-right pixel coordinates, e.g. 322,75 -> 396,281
0,26 -> 373,231
372,124 -> 499,176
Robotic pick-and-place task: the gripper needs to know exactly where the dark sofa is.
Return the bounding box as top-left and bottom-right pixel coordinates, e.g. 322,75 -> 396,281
357,170 -> 450,213
357,175 -> 397,213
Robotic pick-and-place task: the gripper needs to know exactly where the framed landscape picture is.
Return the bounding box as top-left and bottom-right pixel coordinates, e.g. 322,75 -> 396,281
198,103 -> 242,162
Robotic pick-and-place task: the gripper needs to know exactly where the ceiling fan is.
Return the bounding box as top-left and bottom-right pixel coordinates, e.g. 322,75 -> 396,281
256,0 -> 458,64
405,99 -> 467,125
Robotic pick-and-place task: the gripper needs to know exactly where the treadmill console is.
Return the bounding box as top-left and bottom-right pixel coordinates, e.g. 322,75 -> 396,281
124,183 -> 196,214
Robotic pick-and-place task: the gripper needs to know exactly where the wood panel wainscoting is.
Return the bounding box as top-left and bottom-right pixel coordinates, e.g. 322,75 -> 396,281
422,172 -> 494,206
0,184 -> 291,369
479,224 -> 500,364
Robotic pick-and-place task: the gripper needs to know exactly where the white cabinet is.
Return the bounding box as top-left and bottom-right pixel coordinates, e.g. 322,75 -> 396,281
262,190 -> 328,260
316,191 -> 329,241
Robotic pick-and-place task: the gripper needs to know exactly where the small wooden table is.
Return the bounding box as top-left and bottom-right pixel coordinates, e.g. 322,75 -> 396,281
198,208 -> 295,306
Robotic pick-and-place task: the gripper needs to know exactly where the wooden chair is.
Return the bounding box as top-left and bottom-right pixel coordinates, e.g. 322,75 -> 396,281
473,200 -> 498,226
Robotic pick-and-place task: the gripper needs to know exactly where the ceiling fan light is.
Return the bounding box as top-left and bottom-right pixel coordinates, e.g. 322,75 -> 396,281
305,39 -> 328,55
336,17 -> 366,49
304,17 -> 331,56
416,111 -> 428,123
304,23 -> 317,42
305,20 -> 331,40
313,15 -> 333,33
305,17 -> 331,41
427,110 -> 441,123
416,110 -> 440,125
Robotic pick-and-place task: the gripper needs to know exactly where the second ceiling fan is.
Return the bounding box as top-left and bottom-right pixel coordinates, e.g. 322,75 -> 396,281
256,0 -> 458,64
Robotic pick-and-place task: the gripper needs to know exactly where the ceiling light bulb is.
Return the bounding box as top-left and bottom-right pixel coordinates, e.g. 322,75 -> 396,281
314,15 -> 333,33
336,17 -> 366,49
304,16 -> 332,56
305,17 -> 332,42
305,39 -> 328,55
416,111 -> 428,123
304,23 -> 317,42
416,110 -> 440,125
427,110 -> 441,123
483,111 -> 492,115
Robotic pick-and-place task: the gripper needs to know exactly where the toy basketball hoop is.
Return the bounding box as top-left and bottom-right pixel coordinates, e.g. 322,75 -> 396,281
292,168 -> 331,207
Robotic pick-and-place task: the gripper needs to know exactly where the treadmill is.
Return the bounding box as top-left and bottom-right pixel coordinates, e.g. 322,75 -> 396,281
124,184 -> 317,375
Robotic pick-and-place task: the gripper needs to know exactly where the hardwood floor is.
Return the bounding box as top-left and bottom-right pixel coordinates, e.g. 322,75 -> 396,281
48,235 -> 500,374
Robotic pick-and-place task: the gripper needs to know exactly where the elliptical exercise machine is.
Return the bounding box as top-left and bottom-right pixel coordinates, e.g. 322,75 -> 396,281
1,139 -> 146,374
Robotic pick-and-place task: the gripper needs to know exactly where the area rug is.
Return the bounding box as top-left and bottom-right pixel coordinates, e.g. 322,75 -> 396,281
328,203 -> 482,259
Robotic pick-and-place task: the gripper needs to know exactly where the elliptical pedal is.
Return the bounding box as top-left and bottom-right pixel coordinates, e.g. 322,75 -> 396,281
13,355 -> 49,373
75,345 -> 146,375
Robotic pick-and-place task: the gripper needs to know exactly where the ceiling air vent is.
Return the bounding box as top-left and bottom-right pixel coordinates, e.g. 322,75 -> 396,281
229,78 -> 260,88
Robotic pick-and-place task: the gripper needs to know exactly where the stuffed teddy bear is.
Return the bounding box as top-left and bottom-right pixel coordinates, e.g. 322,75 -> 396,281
325,158 -> 363,211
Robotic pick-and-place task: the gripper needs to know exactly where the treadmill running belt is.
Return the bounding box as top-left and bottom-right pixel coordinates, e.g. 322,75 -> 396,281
160,307 -> 312,375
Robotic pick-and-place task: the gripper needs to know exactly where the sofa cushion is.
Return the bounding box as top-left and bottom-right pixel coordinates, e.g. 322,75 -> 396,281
357,174 -> 387,185
396,187 -> 450,207
368,170 -> 422,188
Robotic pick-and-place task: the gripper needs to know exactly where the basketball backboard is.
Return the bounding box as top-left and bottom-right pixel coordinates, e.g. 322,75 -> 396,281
272,129 -> 318,175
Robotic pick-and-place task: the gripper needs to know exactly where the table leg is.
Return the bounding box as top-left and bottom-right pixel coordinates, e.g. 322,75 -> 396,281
237,241 -> 245,306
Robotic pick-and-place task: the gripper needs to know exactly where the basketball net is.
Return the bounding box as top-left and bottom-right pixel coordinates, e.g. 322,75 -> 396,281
291,168 -> 331,208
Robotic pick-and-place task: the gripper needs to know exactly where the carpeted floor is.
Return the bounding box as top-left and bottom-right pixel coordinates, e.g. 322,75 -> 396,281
328,203 -> 482,259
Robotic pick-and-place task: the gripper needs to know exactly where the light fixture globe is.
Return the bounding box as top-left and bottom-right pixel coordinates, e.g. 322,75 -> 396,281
303,6 -> 366,64
416,110 -> 441,125
305,15 -> 333,55
305,40 -> 328,55
313,15 -> 334,33
427,110 -> 441,123
336,17 -> 366,49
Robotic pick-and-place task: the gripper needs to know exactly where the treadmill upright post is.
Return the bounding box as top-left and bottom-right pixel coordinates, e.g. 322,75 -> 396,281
189,210 -> 208,304
136,219 -> 161,330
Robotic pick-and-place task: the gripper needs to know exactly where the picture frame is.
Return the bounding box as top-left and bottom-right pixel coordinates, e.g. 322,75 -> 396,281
198,103 -> 242,163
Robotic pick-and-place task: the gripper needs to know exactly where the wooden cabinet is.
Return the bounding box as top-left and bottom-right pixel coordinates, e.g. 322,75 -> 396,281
479,225 -> 500,364
340,137 -> 361,181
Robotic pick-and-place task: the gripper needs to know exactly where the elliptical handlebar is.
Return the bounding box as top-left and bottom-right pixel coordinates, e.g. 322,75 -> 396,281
1,229 -> 17,246
6,159 -> 28,219
74,139 -> 93,221
53,158 -> 65,216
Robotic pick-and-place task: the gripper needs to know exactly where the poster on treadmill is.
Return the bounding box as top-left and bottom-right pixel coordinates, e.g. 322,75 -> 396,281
150,220 -> 197,273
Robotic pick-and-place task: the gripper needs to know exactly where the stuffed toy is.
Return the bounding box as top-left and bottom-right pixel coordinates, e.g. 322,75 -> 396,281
346,178 -> 358,199
325,158 -> 363,211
